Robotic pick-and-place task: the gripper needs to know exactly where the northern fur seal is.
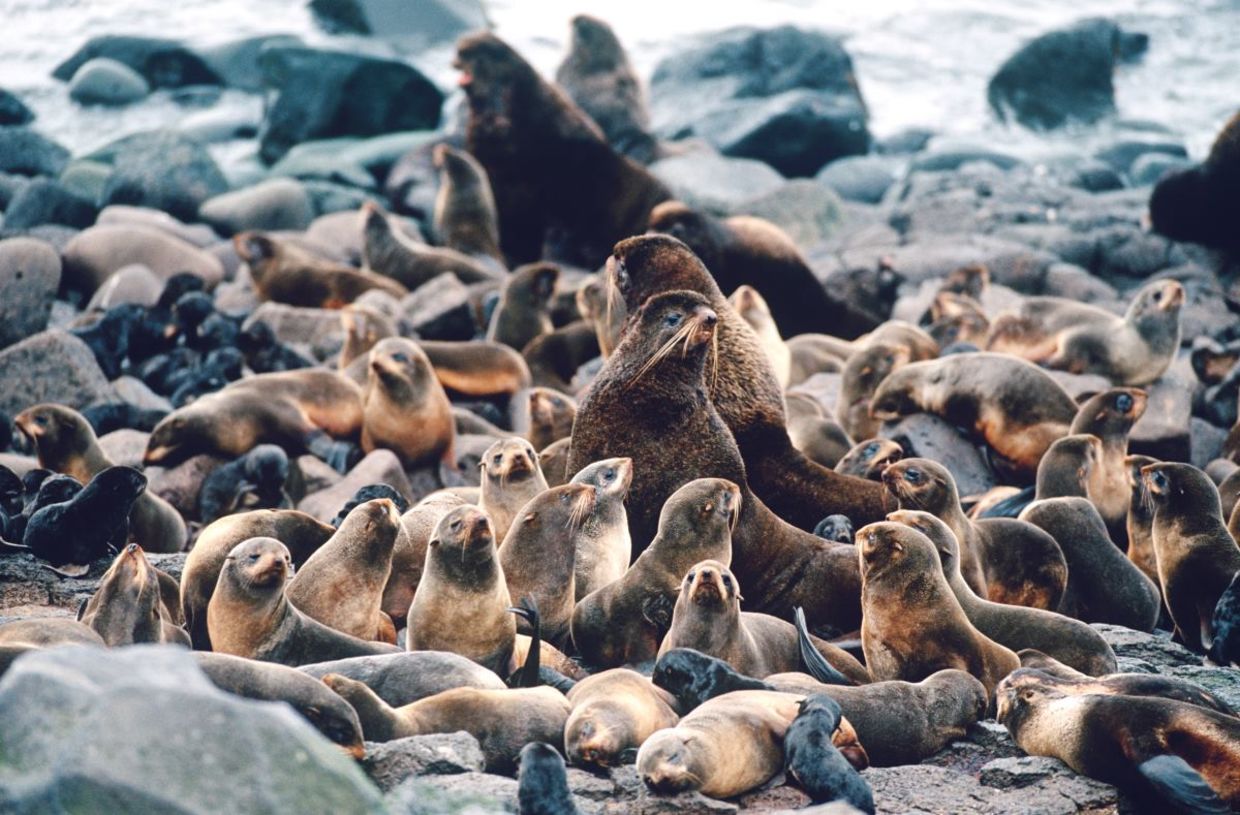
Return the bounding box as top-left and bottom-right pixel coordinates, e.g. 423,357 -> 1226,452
487,262 -> 559,351
1070,387 -> 1147,544
479,437 -> 548,542
361,337 -> 455,470
235,230 -> 407,307
567,456 -> 633,599
564,668 -> 679,769
1150,110 -> 1240,253
729,285 -> 790,387
79,543 -> 188,646
361,202 -> 500,287
432,143 -> 504,263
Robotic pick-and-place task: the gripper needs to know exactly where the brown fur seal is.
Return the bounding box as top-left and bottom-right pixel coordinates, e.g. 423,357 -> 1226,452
1034,433 -> 1102,500
521,320 -> 600,392
406,505 -> 516,675
1019,497 -> 1160,632
432,143 -> 504,263
207,536 -> 400,665
986,280 -> 1184,386
384,491 -> 469,623
1150,110 -> 1240,252
421,340 -> 532,401
567,288 -> 867,631
999,665 -> 1236,716
871,353 -> 1078,483
570,477 -> 738,669
286,498 -> 401,643
479,436 -> 548,541
298,651 -> 505,706
539,437 -> 571,487
455,32 -> 670,266
78,543 -> 189,646
1143,462 -> 1240,653
526,387 -> 576,452
361,337 -> 456,469
787,334 -> 850,386
658,559 -> 870,684
487,262 -> 559,351
323,674 -> 571,774
361,201 -> 500,287
564,668 -> 679,769
835,438 -> 903,481
857,522 -> 1020,702
838,342 -> 911,441
235,230 -> 407,307
1125,454 -> 1161,586
888,510 -> 1117,676
339,304 -> 397,376
575,275 -> 624,359
579,235 -> 889,530
0,618 -> 105,647
16,404 -> 186,553
883,458 -> 1067,610
997,673 -> 1240,810
1070,387 -> 1147,544
568,456 -> 634,599
729,285 -> 790,387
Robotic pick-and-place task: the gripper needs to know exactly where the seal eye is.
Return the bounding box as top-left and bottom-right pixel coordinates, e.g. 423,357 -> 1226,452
664,313 -> 683,328
248,553 -> 260,562
391,352 -> 409,364
864,442 -> 880,457
603,469 -> 615,482
493,454 -> 502,464
685,571 -> 696,584
35,415 -> 47,427
1115,393 -> 1133,412
1151,471 -> 1167,490
904,469 -> 922,484
450,519 -> 463,532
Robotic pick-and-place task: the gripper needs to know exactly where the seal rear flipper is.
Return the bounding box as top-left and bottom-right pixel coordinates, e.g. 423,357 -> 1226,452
977,485 -> 1036,519
794,607 -> 852,686
42,562 -> 90,578
1133,754 -> 1230,815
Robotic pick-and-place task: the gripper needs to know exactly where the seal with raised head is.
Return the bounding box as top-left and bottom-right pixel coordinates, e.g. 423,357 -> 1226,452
361,201 -> 500,287
834,438 -> 903,481
729,285 -> 790,387
78,543 -> 188,646
1149,110 -> 1240,253
487,262 -> 560,352
564,668 -> 679,769
567,456 -> 633,599
432,143 -> 504,263
1124,454 -> 1161,586
526,387 -> 577,453
361,337 -> 456,470
479,436 -> 548,542
235,230 -> 407,307
1070,387 -> 1147,544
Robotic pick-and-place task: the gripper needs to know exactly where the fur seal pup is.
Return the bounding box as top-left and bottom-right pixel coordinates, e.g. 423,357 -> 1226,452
1000,666 -> 1236,717
360,202 -> 500,287
658,560 -> 869,684
570,477 -> 738,669
197,444 -> 292,525
786,393 -> 853,469
479,437 -> 548,541
1210,572 -> 1240,667
1149,110 -> 1240,253
971,433 -> 1101,521
406,505 -> 516,675
298,651 -> 505,707
729,285 -> 790,387
814,515 -> 854,544
1142,463 -> 1240,653
564,668 -> 679,769
1070,387 -> 1147,544
870,353 -> 1078,482
362,337 -> 456,470
575,275 -> 624,359
432,143 -> 504,263
526,387 -> 576,452
16,404 -> 186,553
181,509 -> 334,649
487,262 -> 559,351
836,321 -> 940,441
888,510 -> 1117,676
517,742 -> 580,815
858,522 -> 1020,702
784,694 -> 876,812
1020,497 -> 1160,632
1125,454 -> 1161,586
986,280 -> 1184,386
834,438 -> 903,480
997,673 -> 1240,811
539,438 -> 571,488
286,498 -> 401,643
521,321 -> 600,393
455,32 -> 670,266
568,456 -> 633,599
207,537 -> 399,665
79,543 -> 188,646
235,231 -> 407,307
323,674 -> 571,774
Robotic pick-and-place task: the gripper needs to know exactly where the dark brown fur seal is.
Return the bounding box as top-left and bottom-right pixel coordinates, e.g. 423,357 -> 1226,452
361,201 -> 500,287
479,436 -> 548,541
786,393 -> 853,469
79,543 -> 188,646
521,320 -> 600,392
487,262 -> 559,351
1150,110 -> 1240,253
1125,454 -> 1160,586
235,230 -> 407,307
564,668 -> 679,769
361,337 -> 456,469
1034,433 -> 1102,500
432,143 -> 504,263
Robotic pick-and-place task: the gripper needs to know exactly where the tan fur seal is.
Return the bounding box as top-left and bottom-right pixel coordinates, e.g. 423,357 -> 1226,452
857,522 -> 1020,702
235,230 -> 407,307
323,674 -> 571,774
432,143 -> 504,263
883,458 -> 1068,609
406,505 -> 515,675
888,510 -> 1117,676
564,668 -> 679,769
479,437 -> 548,541
526,387 -> 576,452
383,491 -> 469,623
421,340 -> 533,400
835,438 -> 903,481
1070,387 -> 1147,544
658,559 -> 870,684
16,404 -> 186,553
286,498 -> 401,643
786,393 -> 854,469
361,337 -> 456,469
1019,497 -> 1160,632
986,279 -> 1184,386
487,262 -> 559,351
1143,462 -> 1240,652
79,543 -> 189,646
0,618 -> 105,648
361,201 -> 500,287
207,537 -> 400,665
870,353 -> 1078,482
729,285 -> 790,387
568,456 -> 634,599
575,275 -> 624,359
570,477 -> 739,669
539,438 -> 571,487
999,665 -> 1236,716
1125,454 -> 1161,586
787,334 -> 850,386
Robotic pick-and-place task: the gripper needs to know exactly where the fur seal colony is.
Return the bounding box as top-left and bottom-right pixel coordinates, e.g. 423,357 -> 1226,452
0,13 -> 1237,815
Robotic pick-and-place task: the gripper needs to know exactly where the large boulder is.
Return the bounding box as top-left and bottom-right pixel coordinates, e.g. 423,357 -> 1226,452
308,0 -> 488,49
987,18 -> 1148,131
0,331 -> 114,416
257,45 -> 442,165
197,34 -> 304,91
0,645 -> 385,814
650,150 -> 785,215
0,127 -> 69,177
1,178 -> 96,229
650,26 -> 870,177
68,58 -> 150,106
0,238 -> 61,349
96,130 -> 229,222
62,224 -> 225,295
0,89 -> 33,126
52,35 -> 222,88
198,178 -> 314,235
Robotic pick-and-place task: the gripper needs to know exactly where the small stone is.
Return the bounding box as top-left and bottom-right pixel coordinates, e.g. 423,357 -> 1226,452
86,265 -> 164,311
198,178 -> 314,236
0,331 -> 114,416
0,88 -> 33,126
361,733 -> 486,792
399,273 -> 476,342
98,428 -> 149,468
0,237 -> 61,349
1,178 -> 96,229
68,57 -> 151,106
109,376 -> 173,412
0,127 -> 70,177
816,155 -> 901,204
298,449 -> 414,523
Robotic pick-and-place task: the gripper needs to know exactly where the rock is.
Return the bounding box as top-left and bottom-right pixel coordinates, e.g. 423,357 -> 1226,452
298,455 -> 343,496
0,331 -> 113,416
110,376 -> 173,412
1129,359 -> 1193,461
146,454 -> 227,518
86,265 -> 164,311
1092,623 -> 1200,670
816,155 -> 901,204
0,127 -> 69,177
98,428 -> 149,467
1129,153 -> 1193,187
910,148 -> 1023,174
876,127 -> 935,155
57,159 -> 112,202
198,178 -> 314,235
96,130 -> 229,222
1164,664 -> 1240,711
880,413 -> 996,497
243,302 -> 344,351
866,762 -> 1118,815
269,142 -> 377,190
650,26 -> 869,176
67,57 -> 150,106
52,35 -> 221,88
980,756 -> 1074,788
297,449 -> 414,522
361,733 -> 486,792
197,34 -> 304,91
62,224 -> 225,295
650,150 -> 785,215
735,179 -> 843,246
257,45 -> 442,165
1191,418 -> 1227,469
1093,140 -> 1187,174
309,0 -> 487,49
1,178 -> 96,229
1040,263 -> 1118,303
0,551 -> 111,610
96,204 -> 219,247
987,18 -> 1148,130
399,273 -> 476,342
303,180 -> 379,216
0,238 -> 61,349
0,645 -> 385,813
1069,159 -> 1124,193
384,773 -> 513,815
178,103 -> 263,143
0,89 -> 33,126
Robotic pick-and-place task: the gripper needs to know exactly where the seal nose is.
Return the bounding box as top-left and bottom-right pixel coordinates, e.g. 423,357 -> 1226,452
698,307 -> 718,327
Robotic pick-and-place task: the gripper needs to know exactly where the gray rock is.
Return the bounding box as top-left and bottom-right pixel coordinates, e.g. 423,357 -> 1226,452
735,179 -> 843,246
309,0 -> 487,49
880,413 -> 996,496
52,35 -> 221,88
0,331 -> 113,416
197,34 -> 304,91
178,104 -> 263,143
303,180 -> 379,216
243,302 -> 343,351
910,148 -> 1023,174
385,773 -> 513,815
298,449 -> 413,523
86,265 -> 164,311
1129,153 -> 1193,187
0,645 -> 385,814
816,155 -> 901,204
68,57 -> 150,106
0,89 -> 33,126
62,224 -> 225,295
298,454 -> 344,496
650,151 -> 785,215
362,733 -> 486,791
110,375 -> 173,412
97,130 -> 229,222
0,238 -> 61,349
198,178 -> 314,236
1129,359 -> 1192,462
1164,664 -> 1240,711
2,178 -> 96,229
146,454 -> 226,519
0,127 -> 69,177
399,273 -> 476,342
96,205 -> 219,248
866,762 -> 1117,815
57,159 -> 112,203
1191,418 -> 1228,470
1069,159 -> 1125,193
876,127 -> 935,155
98,428 -> 149,468
1094,140 -> 1187,174
1092,623 -> 1200,670
980,756 -> 1075,789
299,652 -> 504,708
270,143 -> 377,190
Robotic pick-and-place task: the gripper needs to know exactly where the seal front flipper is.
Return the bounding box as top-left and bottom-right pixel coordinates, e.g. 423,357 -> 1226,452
517,742 -> 580,815
794,607 -> 853,686
1134,754 -> 1230,815
508,596 -> 541,689
640,592 -> 675,630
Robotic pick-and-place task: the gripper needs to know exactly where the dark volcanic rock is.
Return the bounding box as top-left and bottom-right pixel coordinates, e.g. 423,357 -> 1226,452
362,733 -> 486,792
0,238 -> 61,349
0,89 -> 34,126
650,26 -> 870,176
399,273 -> 477,342
0,127 -> 70,177
2,178 -> 96,230
0,331 -> 113,416
52,34 -> 222,88
1093,623 -> 1200,670
97,130 -> 229,222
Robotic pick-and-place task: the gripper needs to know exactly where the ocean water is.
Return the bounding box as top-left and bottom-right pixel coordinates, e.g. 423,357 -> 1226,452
4,0 -> 1238,164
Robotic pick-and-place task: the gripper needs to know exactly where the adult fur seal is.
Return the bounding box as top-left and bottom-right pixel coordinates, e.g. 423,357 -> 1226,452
564,668 -> 679,769
432,143 -> 504,263
1000,666 -> 1236,717
361,202 -> 500,287
730,285 -> 790,387
488,263 -> 559,351
568,456 -> 633,599
1070,387 -> 1147,544
1125,454 -> 1161,586
79,543 -> 188,646
235,231 -> 407,307
1150,110 -> 1240,253
480,436 -> 548,542
298,651 -> 505,707
207,537 -> 399,666
361,337 -> 455,470
455,32 -> 670,266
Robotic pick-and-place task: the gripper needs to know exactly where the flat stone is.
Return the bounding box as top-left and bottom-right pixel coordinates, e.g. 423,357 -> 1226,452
1,178 -> 96,230
650,151 -> 785,215
0,330 -> 114,416
0,237 -> 60,349
362,732 -> 486,792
